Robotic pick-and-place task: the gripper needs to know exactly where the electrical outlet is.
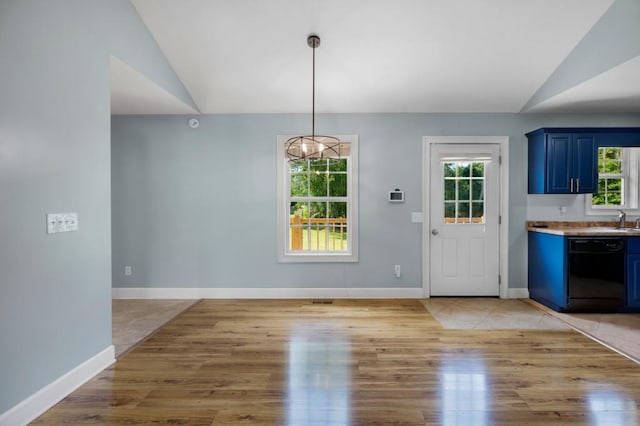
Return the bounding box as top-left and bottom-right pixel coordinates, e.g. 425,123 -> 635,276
394,264 -> 401,278
124,266 -> 132,276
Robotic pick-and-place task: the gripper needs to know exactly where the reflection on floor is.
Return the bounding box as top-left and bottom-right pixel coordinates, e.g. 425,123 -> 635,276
36,299 -> 640,425
112,299 -> 199,358
113,298 -> 640,364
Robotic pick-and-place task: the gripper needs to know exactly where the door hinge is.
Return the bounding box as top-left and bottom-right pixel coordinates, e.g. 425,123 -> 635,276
498,215 -> 502,225
499,155 -> 502,165
498,274 -> 502,285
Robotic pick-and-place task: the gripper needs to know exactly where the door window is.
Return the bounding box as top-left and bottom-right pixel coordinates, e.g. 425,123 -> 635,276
443,161 -> 486,224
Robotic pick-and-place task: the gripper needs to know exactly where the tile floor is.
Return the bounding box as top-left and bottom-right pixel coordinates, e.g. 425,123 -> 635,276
420,297 -> 569,330
524,299 -> 640,364
112,297 -> 640,364
112,299 -> 199,357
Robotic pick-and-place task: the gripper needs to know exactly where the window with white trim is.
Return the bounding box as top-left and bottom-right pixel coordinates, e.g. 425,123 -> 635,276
586,147 -> 640,215
277,135 -> 358,262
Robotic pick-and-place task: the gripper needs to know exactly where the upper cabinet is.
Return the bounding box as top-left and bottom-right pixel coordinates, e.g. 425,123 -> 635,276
527,128 -> 640,194
527,130 -> 596,194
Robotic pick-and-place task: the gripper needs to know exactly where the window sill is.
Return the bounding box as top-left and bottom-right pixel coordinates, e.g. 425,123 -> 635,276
278,252 -> 358,263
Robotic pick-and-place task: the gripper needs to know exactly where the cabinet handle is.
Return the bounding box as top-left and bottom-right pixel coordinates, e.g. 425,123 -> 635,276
570,178 -> 574,192
576,178 -> 580,193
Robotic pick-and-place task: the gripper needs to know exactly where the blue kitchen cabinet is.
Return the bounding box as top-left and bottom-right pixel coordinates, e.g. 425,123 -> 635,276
626,238 -> 640,309
527,129 -> 596,194
528,231 -> 567,311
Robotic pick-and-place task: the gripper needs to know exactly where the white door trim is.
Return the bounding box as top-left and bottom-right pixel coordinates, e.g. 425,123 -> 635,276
422,136 -> 510,298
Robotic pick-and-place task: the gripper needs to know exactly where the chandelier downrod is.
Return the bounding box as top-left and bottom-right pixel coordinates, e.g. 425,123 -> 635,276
285,34 -> 341,161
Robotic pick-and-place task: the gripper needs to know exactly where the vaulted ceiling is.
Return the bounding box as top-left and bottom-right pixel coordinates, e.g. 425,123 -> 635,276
111,0 -> 640,115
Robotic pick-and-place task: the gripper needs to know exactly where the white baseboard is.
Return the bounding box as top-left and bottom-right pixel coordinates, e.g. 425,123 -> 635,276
507,288 -> 530,299
0,346 -> 115,426
112,287 -> 424,299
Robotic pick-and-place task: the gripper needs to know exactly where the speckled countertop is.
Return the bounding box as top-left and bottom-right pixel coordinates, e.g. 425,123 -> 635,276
527,221 -> 640,236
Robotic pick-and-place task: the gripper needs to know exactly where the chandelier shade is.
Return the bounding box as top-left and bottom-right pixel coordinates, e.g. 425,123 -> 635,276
285,35 -> 341,161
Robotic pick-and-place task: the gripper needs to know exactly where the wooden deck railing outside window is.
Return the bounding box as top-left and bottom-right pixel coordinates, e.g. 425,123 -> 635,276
290,214 -> 347,251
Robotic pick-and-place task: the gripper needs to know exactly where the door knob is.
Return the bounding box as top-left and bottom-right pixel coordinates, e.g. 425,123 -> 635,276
431,229 -> 439,235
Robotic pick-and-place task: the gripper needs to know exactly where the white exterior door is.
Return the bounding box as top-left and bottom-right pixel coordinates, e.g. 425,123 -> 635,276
429,144 -> 500,296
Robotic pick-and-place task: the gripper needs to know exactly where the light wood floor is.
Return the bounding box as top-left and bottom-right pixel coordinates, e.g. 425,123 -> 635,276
34,299 -> 640,425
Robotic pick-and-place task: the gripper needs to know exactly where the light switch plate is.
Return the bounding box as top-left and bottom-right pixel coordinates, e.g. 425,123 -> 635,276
411,212 -> 424,223
47,212 -> 78,233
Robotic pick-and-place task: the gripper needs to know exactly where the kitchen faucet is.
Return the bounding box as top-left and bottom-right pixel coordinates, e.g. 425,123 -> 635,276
618,210 -> 626,228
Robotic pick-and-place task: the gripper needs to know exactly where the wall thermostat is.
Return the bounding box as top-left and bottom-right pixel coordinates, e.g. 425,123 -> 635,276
188,118 -> 199,128
389,188 -> 404,203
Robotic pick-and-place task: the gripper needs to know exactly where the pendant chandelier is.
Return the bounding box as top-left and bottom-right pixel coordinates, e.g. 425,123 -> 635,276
286,35 -> 342,161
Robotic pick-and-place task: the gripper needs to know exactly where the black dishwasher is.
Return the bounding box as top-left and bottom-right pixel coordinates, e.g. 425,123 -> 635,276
567,238 -> 625,312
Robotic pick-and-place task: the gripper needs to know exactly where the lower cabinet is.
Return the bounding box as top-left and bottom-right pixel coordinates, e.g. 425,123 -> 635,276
626,239 -> 640,309
528,232 -> 567,311
529,232 -> 640,312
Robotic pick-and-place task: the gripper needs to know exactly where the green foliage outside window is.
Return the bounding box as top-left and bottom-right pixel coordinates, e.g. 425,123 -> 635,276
290,158 -> 347,218
443,161 -> 485,223
593,148 -> 623,206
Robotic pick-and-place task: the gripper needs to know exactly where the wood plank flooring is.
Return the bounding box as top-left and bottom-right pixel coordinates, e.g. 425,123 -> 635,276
33,299 -> 640,425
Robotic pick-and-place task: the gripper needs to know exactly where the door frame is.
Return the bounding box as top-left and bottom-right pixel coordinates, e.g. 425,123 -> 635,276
422,136 -> 510,299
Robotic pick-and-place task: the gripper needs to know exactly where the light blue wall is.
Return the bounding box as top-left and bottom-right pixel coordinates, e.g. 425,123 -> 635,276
0,0 -> 188,414
111,113 -> 640,292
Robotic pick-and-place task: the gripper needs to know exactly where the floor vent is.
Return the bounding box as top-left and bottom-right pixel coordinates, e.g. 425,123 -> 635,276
312,300 -> 334,304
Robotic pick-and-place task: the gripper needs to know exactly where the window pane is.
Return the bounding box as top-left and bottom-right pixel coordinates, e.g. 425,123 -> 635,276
458,180 -> 470,200
472,162 -> 485,177
598,179 -> 606,193
444,163 -> 456,178
309,172 -> 328,196
598,147 -> 623,174
329,158 -> 347,172
310,159 -> 328,172
605,178 -> 622,192
328,202 -> 347,251
471,180 -> 484,201
290,202 -> 308,222
444,203 -> 455,222
608,193 -> 622,205
328,202 -> 347,218
290,173 -> 308,197
472,202 -> 484,221
289,225 -> 305,251
290,159 -> 307,173
458,202 -> 470,219
308,223 -> 326,251
592,193 -> 606,206
309,201 -> 327,219
329,173 -> 347,197
289,202 -> 307,251
458,163 -> 470,178
444,180 -> 456,200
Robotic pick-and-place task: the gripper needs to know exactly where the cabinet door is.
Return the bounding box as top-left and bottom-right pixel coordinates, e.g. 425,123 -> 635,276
545,134 -> 572,193
528,232 -> 567,310
628,254 -> 640,308
572,134 -> 597,193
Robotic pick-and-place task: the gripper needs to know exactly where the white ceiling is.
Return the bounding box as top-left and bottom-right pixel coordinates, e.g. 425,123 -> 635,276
110,0 -> 640,115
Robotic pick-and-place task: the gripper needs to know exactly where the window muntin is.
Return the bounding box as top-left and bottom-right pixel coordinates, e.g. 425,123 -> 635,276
289,158 -> 348,252
443,161 -> 486,224
586,147 -> 640,215
592,147 -> 624,207
277,135 -> 358,262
